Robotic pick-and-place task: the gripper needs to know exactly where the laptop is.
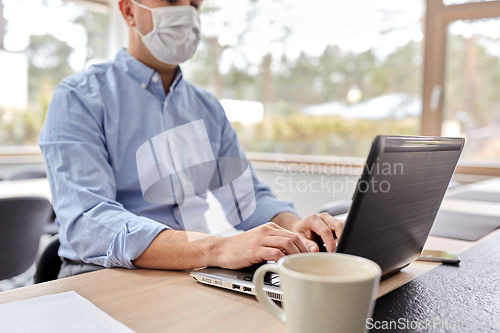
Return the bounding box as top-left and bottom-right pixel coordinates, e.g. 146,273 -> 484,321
190,135 -> 465,301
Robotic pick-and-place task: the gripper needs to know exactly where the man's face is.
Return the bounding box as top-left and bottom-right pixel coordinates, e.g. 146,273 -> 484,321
132,0 -> 202,36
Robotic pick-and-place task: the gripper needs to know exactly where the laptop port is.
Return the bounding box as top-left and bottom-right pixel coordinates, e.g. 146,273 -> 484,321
243,287 -> 251,292
232,284 -> 241,290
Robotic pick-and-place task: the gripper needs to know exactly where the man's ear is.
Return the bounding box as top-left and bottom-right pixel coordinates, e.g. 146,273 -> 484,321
119,0 -> 136,27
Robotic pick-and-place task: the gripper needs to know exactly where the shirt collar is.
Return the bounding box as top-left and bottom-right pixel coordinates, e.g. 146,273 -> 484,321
114,48 -> 155,88
169,67 -> 184,92
114,48 -> 184,90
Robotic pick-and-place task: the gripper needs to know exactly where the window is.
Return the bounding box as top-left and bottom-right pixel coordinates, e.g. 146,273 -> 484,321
443,18 -> 500,161
0,0 -> 109,146
183,0 -> 425,158
422,0 -> 500,175
1,0 -> 499,175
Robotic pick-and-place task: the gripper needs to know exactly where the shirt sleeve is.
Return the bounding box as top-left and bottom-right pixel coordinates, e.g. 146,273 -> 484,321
215,102 -> 300,231
38,81 -> 168,269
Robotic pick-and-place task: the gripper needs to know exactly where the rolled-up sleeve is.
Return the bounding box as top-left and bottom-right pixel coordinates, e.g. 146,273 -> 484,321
216,103 -> 300,231
39,82 -> 168,269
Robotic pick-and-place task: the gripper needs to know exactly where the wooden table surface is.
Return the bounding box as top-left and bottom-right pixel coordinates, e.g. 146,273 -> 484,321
0,178 -> 499,332
1,227 -> 499,333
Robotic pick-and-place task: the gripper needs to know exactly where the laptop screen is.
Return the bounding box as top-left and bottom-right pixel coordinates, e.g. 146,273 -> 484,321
336,136 -> 464,277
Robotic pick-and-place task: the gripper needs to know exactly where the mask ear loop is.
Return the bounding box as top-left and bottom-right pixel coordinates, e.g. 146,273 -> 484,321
129,0 -> 152,11
129,0 -> 152,38
133,26 -> 146,38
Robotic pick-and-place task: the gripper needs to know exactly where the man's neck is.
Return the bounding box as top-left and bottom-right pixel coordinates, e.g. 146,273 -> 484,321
126,42 -> 179,95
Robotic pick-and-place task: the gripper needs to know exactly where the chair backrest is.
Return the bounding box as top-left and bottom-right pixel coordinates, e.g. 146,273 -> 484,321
34,235 -> 61,284
9,168 -> 47,181
0,197 -> 53,280
318,200 -> 352,217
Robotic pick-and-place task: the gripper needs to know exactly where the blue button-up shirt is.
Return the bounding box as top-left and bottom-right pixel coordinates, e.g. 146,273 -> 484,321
39,49 -> 298,269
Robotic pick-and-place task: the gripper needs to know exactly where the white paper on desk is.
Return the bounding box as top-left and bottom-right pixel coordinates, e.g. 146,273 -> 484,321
0,290 -> 136,333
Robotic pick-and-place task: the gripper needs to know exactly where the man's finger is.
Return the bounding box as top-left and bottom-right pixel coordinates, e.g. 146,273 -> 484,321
265,227 -> 310,253
263,236 -> 302,255
318,212 -> 344,239
309,214 -> 337,252
304,239 -> 319,252
257,247 -> 287,263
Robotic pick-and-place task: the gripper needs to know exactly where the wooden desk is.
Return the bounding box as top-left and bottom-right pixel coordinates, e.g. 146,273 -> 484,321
0,268 -> 285,332
1,228 -> 500,333
0,178 -> 499,332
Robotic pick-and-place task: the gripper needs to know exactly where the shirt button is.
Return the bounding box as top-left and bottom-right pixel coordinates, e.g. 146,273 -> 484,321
152,74 -> 159,83
141,82 -> 146,88
164,101 -> 168,108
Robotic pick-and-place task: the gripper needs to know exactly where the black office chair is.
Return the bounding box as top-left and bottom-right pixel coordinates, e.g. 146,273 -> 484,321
43,210 -> 59,236
34,235 -> 61,284
447,180 -> 462,190
9,167 -> 47,180
318,200 -> 352,216
8,167 -> 58,235
0,197 -> 53,281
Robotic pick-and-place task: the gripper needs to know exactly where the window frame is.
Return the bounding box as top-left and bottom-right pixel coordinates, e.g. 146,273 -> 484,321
421,0 -> 500,176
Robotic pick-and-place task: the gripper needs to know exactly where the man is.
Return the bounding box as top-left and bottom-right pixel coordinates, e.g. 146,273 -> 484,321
39,0 -> 343,277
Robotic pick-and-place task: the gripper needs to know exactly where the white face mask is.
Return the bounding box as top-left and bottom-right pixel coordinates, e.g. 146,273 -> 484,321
130,0 -> 201,65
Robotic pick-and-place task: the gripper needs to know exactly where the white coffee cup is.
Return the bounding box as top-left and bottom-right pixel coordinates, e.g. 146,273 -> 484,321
253,253 -> 381,333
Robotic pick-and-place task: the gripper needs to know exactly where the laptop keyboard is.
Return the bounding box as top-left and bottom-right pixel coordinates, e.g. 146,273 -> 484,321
242,272 -> 281,287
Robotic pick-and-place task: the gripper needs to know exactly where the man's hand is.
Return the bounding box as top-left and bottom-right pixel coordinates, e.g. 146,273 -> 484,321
133,214 -> 342,271
212,222 -> 310,270
272,212 -> 344,253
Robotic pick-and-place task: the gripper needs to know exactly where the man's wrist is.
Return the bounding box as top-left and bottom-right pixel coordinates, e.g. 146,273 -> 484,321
203,236 -> 224,267
271,211 -> 301,231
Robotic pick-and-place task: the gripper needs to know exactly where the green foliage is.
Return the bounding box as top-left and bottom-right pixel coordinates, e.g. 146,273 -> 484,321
0,5 -> 109,147
72,10 -> 108,62
0,33 -> 76,146
445,34 -> 500,129
0,107 -> 45,145
187,39 -> 424,157
0,33 -> 75,146
25,33 -> 75,103
237,114 -> 419,156
3,1 -> 499,161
